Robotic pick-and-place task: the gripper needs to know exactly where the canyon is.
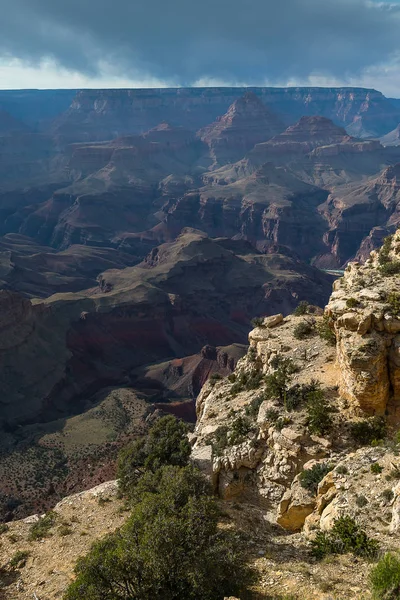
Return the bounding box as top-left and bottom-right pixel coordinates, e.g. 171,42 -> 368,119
0,84 -> 399,523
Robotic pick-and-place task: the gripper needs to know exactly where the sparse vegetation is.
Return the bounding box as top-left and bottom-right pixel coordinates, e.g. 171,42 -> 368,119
355,494 -> 368,508
370,552 -> 400,599
0,523 -> 9,534
311,516 -> 379,560
379,235 -> 393,265
316,315 -> 336,346
293,320 -> 315,340
245,394 -> 264,419
382,489 -> 394,503
211,425 -> 229,456
293,301 -> 310,316
336,465 -> 348,475
29,511 -> 57,541
371,463 -> 383,475
264,356 -> 298,409
387,291 -> 400,316
58,524 -> 73,536
351,417 -> 386,446
9,550 -> 30,569
305,385 -> 332,435
209,373 -> 222,386
299,463 -> 332,495
229,415 -> 253,446
346,298 -> 359,308
251,317 -> 265,328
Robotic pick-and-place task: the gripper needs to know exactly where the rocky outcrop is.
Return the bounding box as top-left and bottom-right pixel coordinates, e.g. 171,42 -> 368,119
198,92 -> 284,167
326,229 -> 400,413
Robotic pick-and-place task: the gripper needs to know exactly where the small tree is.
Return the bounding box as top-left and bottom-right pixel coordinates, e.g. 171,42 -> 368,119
370,552 -> 400,599
64,466 -> 252,600
265,356 -> 297,410
118,415 -> 191,496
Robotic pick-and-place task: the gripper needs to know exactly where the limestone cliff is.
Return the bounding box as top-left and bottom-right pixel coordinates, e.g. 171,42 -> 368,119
327,228 -> 400,414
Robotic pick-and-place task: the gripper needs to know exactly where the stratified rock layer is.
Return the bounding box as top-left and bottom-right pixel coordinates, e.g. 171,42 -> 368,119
327,228 -> 400,414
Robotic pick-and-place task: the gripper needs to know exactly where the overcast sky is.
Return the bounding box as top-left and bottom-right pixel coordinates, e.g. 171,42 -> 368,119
0,0 -> 400,96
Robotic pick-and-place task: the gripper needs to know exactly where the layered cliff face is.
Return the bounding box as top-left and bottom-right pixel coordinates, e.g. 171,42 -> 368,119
326,228 -> 400,414
198,92 -> 284,167
48,87 -> 400,142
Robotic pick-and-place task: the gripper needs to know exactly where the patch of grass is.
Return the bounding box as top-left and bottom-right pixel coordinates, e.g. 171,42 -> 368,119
9,550 -> 30,569
293,320 -> 315,340
371,463 -> 383,475
316,315 -> 336,346
351,417 -> 386,446
311,516 -> 379,560
299,463 -> 332,495
370,552 -> 400,600
29,511 -> 57,541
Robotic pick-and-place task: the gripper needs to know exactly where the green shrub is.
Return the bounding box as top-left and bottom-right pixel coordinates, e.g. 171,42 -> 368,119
228,373 -> 236,383
382,489 -> 394,503
299,463 -> 332,495
265,408 -> 280,423
229,416 -> 253,446
251,317 -> 264,328
245,395 -> 264,419
285,380 -> 322,413
59,525 -> 73,536
311,516 -> 379,560
355,495 -> 368,508
9,550 -> 30,569
274,416 -> 292,431
293,321 -> 315,340
371,463 -> 383,475
378,235 -> 393,265
316,316 -> 336,346
336,465 -> 348,475
370,552 -> 400,599
264,356 -> 298,409
351,417 -> 386,446
29,511 -> 57,541
387,292 -> 400,316
0,523 -> 9,534
380,262 -> 400,277
346,298 -> 359,308
209,373 -> 222,386
64,466 -> 252,600
230,369 -> 264,395
293,301 -> 309,316
117,415 -> 191,496
305,386 -> 332,436
211,426 -> 229,456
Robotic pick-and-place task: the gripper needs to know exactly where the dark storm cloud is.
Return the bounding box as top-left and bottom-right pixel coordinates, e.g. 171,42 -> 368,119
1,0 -> 400,84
